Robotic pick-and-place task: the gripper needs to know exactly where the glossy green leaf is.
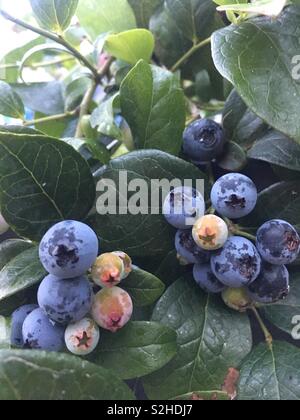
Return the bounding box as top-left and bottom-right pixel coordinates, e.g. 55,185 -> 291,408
212,6 -> 300,144
105,29 -> 155,65
77,0 -> 136,40
222,90 -> 268,149
165,0 -> 216,42
0,247 -> 45,304
143,276 -> 252,400
13,82 -> 65,115
89,150 -> 208,257
0,131 -> 95,241
238,341 -> 300,400
94,321 -> 177,379
241,181 -> 300,232
217,141 -> 247,172
0,350 -> 134,400
30,0 -> 79,32
0,81 -> 24,119
128,0 -> 163,28
120,60 -> 185,155
248,131 -> 300,171
0,240 -> 34,271
122,267 -> 165,307
90,94 -> 122,139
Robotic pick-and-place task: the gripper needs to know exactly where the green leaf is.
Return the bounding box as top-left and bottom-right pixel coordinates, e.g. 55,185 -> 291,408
88,150 -> 208,257
0,37 -> 44,84
238,341 -> 300,400
263,272 -> 300,335
212,6 -> 300,144
128,0 -> 163,28
65,76 -> 92,111
165,0 -> 216,42
30,0 -> 79,33
19,44 -> 72,83
94,321 -> 177,380
90,94 -> 122,139
248,131 -> 300,171
120,60 -> 185,155
217,141 -> 247,172
0,81 -> 24,119
241,181 -> 300,232
155,250 -> 186,287
0,131 -> 95,241
149,5 -> 191,69
0,317 -> 11,350
0,247 -> 46,305
13,82 -> 65,115
122,267 -> 165,307
143,276 -> 252,400
34,112 -> 69,138
105,29 -> 155,65
222,90 -> 268,149
0,350 -> 134,400
77,0 -> 136,40
0,240 -> 34,271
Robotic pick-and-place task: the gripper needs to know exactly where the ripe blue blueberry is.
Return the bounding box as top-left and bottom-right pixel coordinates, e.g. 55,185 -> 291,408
211,173 -> 257,219
22,308 -> 65,352
247,262 -> 290,304
193,263 -> 225,294
10,304 -> 38,348
211,236 -> 262,288
175,229 -> 210,265
39,220 -> 99,279
163,187 -> 205,229
256,220 -> 300,265
183,119 -> 226,164
38,274 -> 92,325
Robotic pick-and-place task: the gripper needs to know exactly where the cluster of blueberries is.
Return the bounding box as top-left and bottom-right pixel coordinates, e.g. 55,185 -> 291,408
163,119 -> 300,308
10,221 -> 134,355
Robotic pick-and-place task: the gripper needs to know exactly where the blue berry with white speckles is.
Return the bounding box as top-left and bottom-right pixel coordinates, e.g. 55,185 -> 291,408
39,220 -> 99,279
211,173 -> 257,219
163,187 -> 205,230
11,304 -> 38,348
211,236 -> 262,288
247,262 -> 290,304
175,229 -> 211,265
256,220 -> 300,265
193,263 -> 225,294
22,308 -> 65,352
38,274 -> 92,325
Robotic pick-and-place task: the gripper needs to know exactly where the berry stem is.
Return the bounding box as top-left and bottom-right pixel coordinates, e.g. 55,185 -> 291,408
75,57 -> 114,138
251,306 -> 273,348
171,36 -> 212,73
224,218 -> 256,242
23,110 -> 78,127
0,9 -> 99,79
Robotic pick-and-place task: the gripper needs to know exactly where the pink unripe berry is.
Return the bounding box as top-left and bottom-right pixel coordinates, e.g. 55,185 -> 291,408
192,215 -> 228,250
92,287 -> 133,333
91,253 -> 125,288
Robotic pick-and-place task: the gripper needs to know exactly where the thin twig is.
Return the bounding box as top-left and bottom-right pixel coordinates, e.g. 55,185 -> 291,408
0,10 -> 98,78
23,110 -> 78,126
171,37 -> 212,73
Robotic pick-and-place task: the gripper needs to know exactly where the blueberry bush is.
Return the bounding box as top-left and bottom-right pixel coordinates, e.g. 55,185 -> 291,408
0,0 -> 300,401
